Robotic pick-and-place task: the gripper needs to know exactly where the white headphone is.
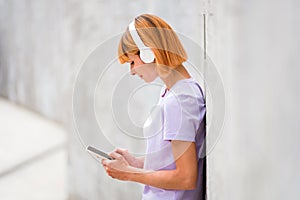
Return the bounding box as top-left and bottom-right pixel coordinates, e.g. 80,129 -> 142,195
129,20 -> 155,63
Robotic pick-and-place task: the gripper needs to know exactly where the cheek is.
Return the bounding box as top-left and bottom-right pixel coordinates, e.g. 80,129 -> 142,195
146,65 -> 158,82
148,64 -> 158,75
133,61 -> 145,72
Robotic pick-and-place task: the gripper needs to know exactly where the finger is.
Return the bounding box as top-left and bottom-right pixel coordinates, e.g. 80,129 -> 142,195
102,159 -> 110,166
109,151 -> 123,160
116,148 -> 128,155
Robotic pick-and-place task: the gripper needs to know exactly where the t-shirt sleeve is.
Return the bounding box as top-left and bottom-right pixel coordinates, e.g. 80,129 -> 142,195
163,93 -> 205,141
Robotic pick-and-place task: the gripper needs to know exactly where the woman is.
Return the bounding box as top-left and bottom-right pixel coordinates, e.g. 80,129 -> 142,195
102,14 -> 206,200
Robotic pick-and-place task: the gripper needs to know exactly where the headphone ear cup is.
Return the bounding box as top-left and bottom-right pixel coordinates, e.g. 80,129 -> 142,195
140,48 -> 155,63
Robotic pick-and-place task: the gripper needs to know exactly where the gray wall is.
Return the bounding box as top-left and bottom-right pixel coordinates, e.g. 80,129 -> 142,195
207,0 -> 300,200
1,0 -> 300,200
0,0 -> 69,122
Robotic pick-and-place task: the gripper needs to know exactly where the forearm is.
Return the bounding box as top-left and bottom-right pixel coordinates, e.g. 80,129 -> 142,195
128,167 -> 196,190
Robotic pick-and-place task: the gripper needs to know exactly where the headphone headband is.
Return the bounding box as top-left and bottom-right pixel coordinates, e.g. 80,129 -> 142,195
129,21 -> 145,50
128,20 -> 155,63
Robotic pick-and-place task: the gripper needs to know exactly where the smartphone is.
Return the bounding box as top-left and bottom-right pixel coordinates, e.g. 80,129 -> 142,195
86,145 -> 113,160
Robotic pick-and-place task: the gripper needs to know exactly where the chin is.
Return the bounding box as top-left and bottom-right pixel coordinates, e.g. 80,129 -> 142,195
145,76 -> 158,83
144,78 -> 155,83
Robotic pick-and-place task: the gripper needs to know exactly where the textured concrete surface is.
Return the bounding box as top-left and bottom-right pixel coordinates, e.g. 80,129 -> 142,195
206,1 -> 300,200
0,0 -> 69,122
0,98 -> 67,200
0,151 -> 66,200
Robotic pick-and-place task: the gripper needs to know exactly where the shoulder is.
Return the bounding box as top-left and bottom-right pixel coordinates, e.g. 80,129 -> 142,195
165,79 -> 205,106
161,82 -> 205,116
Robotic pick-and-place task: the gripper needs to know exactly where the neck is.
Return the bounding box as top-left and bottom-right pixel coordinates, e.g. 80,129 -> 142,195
161,64 -> 191,90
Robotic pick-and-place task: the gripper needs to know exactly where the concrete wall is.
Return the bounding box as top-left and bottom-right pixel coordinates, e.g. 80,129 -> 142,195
207,0 -> 300,200
1,0 -> 300,200
0,0 -> 69,122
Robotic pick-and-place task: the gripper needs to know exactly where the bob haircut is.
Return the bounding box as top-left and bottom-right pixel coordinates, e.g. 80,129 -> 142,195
118,14 -> 188,74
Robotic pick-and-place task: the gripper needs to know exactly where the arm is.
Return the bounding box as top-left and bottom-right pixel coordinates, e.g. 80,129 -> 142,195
102,141 -> 198,190
130,141 -> 198,190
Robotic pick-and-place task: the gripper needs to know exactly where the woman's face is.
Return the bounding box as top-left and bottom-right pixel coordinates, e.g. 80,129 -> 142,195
128,54 -> 158,83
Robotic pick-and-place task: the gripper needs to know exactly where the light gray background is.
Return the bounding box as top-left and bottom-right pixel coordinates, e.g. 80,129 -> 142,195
0,0 -> 299,200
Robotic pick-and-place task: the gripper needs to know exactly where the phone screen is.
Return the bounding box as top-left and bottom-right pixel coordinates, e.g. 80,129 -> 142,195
86,146 -> 113,160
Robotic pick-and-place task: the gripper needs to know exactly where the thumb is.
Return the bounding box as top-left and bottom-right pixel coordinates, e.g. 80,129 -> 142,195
116,148 -> 128,155
109,151 -> 123,160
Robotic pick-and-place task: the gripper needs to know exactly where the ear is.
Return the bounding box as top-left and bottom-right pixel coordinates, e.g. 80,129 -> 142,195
140,48 -> 155,63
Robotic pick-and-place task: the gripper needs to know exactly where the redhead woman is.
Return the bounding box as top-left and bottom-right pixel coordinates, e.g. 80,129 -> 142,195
102,14 -> 206,200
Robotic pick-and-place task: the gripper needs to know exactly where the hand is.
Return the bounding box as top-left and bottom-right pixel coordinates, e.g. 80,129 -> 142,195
115,148 -> 144,168
101,152 -> 133,181
114,148 -> 135,166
